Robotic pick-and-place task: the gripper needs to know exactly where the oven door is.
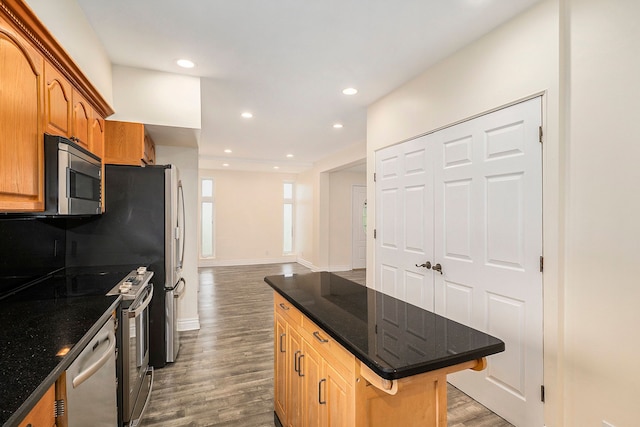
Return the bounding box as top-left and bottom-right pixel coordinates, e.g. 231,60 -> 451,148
123,284 -> 154,426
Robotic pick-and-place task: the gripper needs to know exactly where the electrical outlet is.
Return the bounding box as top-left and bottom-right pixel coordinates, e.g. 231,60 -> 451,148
602,421 -> 615,427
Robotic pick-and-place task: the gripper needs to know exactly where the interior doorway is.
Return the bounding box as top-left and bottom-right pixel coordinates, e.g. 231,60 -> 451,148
351,185 -> 367,269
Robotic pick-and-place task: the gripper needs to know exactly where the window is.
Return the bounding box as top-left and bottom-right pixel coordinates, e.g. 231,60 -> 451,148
200,178 -> 214,258
283,182 -> 294,254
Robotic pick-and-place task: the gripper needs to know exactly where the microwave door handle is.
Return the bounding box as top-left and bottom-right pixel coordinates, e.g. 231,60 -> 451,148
128,285 -> 154,319
72,330 -> 116,388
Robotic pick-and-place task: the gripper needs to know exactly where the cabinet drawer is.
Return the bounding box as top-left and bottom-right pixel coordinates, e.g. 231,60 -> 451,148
301,317 -> 355,377
274,292 -> 302,326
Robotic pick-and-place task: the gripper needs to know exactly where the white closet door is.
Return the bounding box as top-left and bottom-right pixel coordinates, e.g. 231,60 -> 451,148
433,97 -> 543,427
375,136 -> 435,311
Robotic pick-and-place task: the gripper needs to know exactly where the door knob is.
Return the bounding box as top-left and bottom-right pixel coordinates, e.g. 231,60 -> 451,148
415,261 -> 431,269
432,263 -> 443,274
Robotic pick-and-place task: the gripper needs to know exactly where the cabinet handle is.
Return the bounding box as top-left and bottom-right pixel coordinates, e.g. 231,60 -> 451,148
279,333 -> 286,353
293,350 -> 301,374
313,331 -> 329,343
298,354 -> 305,377
279,302 -> 290,311
319,379 -> 327,404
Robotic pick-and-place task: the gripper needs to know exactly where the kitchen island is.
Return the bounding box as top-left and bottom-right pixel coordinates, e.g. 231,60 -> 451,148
0,270 -> 123,427
265,272 -> 505,427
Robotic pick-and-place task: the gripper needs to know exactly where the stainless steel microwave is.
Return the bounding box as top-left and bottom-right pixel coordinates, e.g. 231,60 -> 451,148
44,134 -> 102,216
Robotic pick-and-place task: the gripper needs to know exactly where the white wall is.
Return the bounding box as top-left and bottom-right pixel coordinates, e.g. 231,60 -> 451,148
110,65 -> 201,129
296,142 -> 367,270
25,0 -> 114,106
563,0 -> 640,425
329,171 -> 366,270
366,0 -> 562,424
155,146 -> 200,331
198,169 -> 297,266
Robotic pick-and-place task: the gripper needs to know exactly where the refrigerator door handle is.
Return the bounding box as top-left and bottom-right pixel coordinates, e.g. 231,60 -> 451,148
174,278 -> 186,297
177,181 -> 186,270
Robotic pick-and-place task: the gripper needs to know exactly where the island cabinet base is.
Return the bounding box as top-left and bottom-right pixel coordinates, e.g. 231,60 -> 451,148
273,291 -> 487,427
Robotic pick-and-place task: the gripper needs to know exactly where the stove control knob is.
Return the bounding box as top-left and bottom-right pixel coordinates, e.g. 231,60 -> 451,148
137,267 -> 147,275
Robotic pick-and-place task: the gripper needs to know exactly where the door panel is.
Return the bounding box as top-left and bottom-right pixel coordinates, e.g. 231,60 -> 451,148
351,185 -> 367,269
376,137 -> 434,310
435,97 -> 543,427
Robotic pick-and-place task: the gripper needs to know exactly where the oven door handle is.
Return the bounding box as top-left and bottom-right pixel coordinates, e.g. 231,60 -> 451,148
72,330 -> 116,388
128,285 -> 154,319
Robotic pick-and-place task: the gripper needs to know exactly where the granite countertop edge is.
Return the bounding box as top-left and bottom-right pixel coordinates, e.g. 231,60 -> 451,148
2,296 -> 121,427
265,275 -> 505,381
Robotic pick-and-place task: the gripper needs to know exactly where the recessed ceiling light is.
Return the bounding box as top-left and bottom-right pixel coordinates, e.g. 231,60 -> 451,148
223,163 -> 229,167
176,59 -> 195,69
286,154 -> 294,158
333,123 -> 343,129
224,149 -> 232,153
274,166 -> 280,170
342,87 -> 358,95
241,112 -> 253,119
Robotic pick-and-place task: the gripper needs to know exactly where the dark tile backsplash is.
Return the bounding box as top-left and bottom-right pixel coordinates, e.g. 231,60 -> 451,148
0,218 -> 67,294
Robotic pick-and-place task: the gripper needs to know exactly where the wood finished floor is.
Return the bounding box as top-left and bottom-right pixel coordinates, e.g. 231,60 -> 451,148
140,264 -> 513,427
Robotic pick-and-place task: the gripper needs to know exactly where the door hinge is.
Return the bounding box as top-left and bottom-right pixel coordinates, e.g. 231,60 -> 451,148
54,399 -> 65,418
373,229 -> 377,239
541,385 -> 546,403
539,126 -> 543,143
539,256 -> 544,272
374,172 -> 377,182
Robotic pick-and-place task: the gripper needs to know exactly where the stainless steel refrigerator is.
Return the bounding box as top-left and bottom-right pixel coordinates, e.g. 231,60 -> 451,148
67,164 -> 186,367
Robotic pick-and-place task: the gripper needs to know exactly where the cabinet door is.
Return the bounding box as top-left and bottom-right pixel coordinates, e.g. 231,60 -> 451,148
90,116 -> 104,159
0,20 -> 44,212
287,327 -> 303,427
274,314 -> 288,422
44,60 -> 72,137
18,384 -> 55,427
104,120 -> 145,165
143,134 -> 156,165
301,341 -> 322,427
72,89 -> 91,149
322,362 -> 353,427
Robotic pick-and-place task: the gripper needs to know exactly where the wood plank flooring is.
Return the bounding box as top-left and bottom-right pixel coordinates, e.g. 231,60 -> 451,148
140,263 -> 512,427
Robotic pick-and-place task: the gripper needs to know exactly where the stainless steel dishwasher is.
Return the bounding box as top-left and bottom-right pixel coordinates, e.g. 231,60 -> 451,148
65,313 -> 118,426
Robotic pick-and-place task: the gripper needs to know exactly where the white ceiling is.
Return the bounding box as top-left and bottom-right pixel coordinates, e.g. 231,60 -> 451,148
76,0 -> 541,173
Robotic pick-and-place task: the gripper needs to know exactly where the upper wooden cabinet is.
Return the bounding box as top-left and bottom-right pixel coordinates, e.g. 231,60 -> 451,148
0,14 -> 45,212
0,0 -> 114,213
72,89 -> 91,150
44,60 -> 72,138
104,120 -> 156,166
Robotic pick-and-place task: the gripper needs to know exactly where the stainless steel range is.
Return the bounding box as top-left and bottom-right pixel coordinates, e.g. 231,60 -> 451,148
107,267 -> 154,427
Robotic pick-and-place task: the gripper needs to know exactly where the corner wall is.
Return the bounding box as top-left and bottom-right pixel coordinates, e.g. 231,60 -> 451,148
563,0 -> 640,424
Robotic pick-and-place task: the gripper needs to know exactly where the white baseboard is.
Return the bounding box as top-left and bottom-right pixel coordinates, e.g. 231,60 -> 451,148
178,317 -> 201,331
296,258 -> 352,273
325,265 -> 352,272
199,255 -> 297,267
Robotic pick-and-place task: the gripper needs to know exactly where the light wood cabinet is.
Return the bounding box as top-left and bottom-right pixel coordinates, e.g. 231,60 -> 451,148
104,120 -> 156,166
17,384 -> 55,427
44,60 -> 72,138
273,291 -> 487,427
274,293 -> 355,427
0,1 -> 113,213
71,89 -> 91,150
0,15 -> 45,212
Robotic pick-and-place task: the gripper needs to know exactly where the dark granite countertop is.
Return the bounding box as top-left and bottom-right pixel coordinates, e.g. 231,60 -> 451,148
264,272 -> 505,380
0,273 -> 122,427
